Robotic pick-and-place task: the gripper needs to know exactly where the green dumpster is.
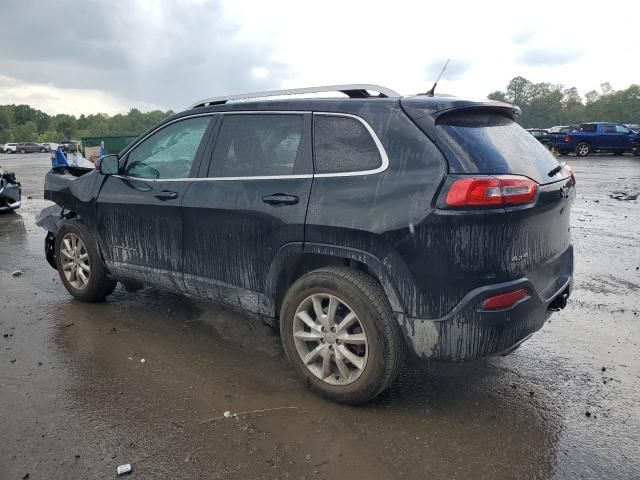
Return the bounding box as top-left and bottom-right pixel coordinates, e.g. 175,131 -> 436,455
81,135 -> 139,161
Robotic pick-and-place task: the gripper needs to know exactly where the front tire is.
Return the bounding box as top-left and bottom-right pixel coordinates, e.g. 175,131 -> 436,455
280,267 -> 405,404
55,220 -> 117,302
576,142 -> 591,157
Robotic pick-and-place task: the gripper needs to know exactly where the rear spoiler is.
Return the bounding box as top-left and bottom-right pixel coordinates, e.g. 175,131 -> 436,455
400,96 -> 521,142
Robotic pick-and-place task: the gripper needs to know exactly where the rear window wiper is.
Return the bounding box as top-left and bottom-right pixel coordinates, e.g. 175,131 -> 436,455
548,162 -> 565,177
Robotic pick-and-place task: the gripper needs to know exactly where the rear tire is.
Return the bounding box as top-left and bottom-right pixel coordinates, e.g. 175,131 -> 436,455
280,266 -> 405,404
55,220 -> 117,302
575,142 -> 590,157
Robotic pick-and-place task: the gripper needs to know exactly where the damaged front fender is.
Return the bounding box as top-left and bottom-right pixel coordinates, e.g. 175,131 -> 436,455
37,167 -> 103,270
35,204 -> 75,270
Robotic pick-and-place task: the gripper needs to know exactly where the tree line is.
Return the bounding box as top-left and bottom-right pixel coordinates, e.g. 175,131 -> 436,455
488,77 -> 640,128
0,105 -> 174,143
1,77 -> 639,142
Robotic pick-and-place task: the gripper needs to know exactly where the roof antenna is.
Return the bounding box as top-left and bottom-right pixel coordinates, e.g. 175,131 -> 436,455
423,58 -> 450,97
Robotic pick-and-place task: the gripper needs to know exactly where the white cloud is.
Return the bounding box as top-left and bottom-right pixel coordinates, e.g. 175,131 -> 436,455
0,76 -> 162,116
2,0 -> 639,114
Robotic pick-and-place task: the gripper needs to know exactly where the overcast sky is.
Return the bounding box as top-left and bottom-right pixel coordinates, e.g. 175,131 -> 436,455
1,0 -> 638,115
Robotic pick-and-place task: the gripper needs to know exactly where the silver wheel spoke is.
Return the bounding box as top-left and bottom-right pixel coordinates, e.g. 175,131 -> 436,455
79,262 -> 90,273
335,312 -> 357,333
338,332 -> 367,345
62,261 -> 74,271
334,347 -> 351,381
311,296 -> 328,328
337,344 -> 364,370
304,343 -> 327,365
326,296 -> 338,326
77,268 -> 88,285
294,330 -> 324,341
78,252 -> 88,261
321,348 -> 332,379
296,311 -> 322,333
63,238 -> 72,253
60,250 -> 73,260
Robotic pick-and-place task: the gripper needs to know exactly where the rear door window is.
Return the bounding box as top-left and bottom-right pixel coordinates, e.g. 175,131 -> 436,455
313,115 -> 382,174
579,124 -> 598,133
209,114 -> 304,177
436,110 -> 561,184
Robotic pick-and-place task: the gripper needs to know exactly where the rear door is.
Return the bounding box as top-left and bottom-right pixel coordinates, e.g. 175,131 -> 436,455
96,115 -> 213,291
598,123 -> 619,150
181,112 -> 313,314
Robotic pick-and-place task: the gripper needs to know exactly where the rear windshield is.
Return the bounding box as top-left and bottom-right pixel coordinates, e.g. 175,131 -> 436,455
436,111 -> 561,184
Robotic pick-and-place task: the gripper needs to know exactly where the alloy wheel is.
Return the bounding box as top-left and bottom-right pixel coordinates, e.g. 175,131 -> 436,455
292,293 -> 368,385
60,233 -> 90,290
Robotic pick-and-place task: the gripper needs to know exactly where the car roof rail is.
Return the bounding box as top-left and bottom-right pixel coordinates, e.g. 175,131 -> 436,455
189,84 -> 401,109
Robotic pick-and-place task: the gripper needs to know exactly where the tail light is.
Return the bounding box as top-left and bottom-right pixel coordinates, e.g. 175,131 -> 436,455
480,288 -> 528,310
445,175 -> 538,207
566,164 -> 575,184
564,135 -> 571,142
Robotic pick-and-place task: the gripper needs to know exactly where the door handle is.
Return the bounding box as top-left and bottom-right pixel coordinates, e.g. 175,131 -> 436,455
154,190 -> 179,201
262,194 -> 299,206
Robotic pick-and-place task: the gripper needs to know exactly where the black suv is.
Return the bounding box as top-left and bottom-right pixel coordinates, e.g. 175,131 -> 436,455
37,84 -> 575,404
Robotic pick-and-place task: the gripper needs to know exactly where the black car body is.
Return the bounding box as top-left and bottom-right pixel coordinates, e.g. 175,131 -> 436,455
526,128 -> 550,146
16,142 -> 47,153
632,132 -> 640,155
36,85 -> 575,403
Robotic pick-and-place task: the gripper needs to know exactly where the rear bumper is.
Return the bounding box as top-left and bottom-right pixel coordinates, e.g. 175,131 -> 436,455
399,251 -> 573,362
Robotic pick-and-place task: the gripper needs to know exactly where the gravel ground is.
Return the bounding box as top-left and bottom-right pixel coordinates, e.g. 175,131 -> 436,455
1,153 -> 639,480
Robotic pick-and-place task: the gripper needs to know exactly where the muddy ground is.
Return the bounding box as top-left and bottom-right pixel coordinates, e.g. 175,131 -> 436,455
1,153 -> 639,479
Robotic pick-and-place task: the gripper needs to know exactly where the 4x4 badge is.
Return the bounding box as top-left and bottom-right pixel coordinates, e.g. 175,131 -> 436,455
511,252 -> 529,262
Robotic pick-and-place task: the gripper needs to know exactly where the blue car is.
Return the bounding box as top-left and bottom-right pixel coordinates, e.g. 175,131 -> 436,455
548,122 -> 637,156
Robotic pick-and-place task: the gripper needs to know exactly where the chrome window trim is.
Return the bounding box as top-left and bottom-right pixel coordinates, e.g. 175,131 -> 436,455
116,111 -> 389,182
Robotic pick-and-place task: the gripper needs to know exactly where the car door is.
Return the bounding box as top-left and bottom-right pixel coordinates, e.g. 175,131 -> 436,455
598,124 -> 619,150
614,124 -> 633,150
96,115 -> 214,291
181,112 -> 313,314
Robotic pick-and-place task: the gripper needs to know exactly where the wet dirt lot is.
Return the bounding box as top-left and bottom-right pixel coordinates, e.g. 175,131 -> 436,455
1,153 -> 639,480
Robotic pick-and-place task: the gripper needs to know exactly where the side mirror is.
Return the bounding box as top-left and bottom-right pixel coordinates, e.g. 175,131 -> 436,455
97,155 -> 119,175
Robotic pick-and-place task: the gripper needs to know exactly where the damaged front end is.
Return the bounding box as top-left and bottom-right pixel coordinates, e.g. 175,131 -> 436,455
0,166 -> 22,212
36,165 -> 102,270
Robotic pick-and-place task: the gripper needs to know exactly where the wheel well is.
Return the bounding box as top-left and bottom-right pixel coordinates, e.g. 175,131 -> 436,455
274,253 -> 378,318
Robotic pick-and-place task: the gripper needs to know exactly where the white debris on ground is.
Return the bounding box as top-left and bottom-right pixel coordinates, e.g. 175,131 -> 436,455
116,464 -> 132,476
